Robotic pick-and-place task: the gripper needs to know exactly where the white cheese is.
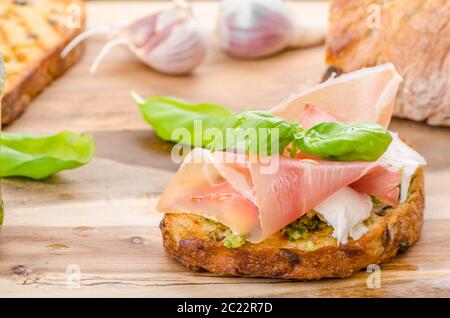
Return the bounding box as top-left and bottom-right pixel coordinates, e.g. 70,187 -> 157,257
315,187 -> 373,245
378,133 -> 427,202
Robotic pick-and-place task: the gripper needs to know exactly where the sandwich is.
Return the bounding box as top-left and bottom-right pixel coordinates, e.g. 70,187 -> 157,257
156,63 -> 426,279
0,0 -> 85,125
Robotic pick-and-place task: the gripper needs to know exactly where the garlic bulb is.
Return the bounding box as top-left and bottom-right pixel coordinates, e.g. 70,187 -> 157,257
218,0 -> 294,59
217,0 -> 326,59
62,0 -> 207,75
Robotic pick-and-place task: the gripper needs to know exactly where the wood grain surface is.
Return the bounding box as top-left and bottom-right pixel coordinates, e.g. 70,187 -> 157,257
1,1 -> 450,297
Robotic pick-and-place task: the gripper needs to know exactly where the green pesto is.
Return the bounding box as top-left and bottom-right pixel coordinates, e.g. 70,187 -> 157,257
222,229 -> 247,249
371,196 -> 382,205
204,217 -> 247,249
370,196 -> 392,217
281,212 -> 328,241
205,212 -> 331,247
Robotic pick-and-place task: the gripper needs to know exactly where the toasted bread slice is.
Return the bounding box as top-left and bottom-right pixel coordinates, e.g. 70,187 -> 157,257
0,0 -> 85,125
160,168 -> 424,279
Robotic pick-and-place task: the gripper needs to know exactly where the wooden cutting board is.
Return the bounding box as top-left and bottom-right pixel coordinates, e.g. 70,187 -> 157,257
1,1 -> 450,297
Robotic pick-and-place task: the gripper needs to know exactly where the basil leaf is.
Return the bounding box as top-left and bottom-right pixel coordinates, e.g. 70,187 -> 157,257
132,94 -> 392,161
295,121 -> 392,161
212,111 -> 293,156
134,94 -> 235,147
0,131 -> 95,180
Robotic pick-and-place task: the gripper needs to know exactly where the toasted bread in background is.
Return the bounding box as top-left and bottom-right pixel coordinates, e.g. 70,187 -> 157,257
325,0 -> 450,126
161,168 -> 424,280
0,0 -> 85,125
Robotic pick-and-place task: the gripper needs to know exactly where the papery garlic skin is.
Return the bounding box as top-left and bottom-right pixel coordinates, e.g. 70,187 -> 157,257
218,0 -> 295,59
290,18 -> 328,48
128,8 -> 207,75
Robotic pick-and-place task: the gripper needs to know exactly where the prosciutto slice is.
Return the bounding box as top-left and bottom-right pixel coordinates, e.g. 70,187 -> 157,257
297,103 -> 337,129
351,167 -> 400,206
157,147 -> 399,243
271,63 -> 403,127
156,150 -> 259,236
246,156 -> 377,242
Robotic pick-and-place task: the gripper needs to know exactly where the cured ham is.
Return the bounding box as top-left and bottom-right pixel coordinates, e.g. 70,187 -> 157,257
246,156 -> 377,242
157,147 -> 400,243
157,149 -> 259,235
271,63 -> 403,127
297,103 -> 337,129
351,166 -> 401,206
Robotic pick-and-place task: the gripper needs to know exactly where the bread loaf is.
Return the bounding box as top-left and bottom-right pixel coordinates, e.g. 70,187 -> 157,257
326,0 -> 449,126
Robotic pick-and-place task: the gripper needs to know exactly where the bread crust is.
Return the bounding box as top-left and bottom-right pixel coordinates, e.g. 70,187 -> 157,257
325,0 -> 450,126
1,0 -> 86,125
160,168 -> 424,279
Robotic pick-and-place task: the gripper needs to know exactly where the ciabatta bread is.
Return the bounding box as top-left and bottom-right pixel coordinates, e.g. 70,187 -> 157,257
325,0 -> 450,126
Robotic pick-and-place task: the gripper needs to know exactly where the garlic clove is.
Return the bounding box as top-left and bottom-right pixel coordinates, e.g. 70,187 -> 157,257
87,0 -> 206,75
217,0 -> 327,59
126,13 -> 158,48
129,4 -> 207,75
139,19 -> 207,75
64,0 -> 206,75
218,0 -> 295,59
127,4 -> 184,49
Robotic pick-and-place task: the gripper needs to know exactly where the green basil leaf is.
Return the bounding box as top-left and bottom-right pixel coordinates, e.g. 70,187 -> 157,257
295,121 -> 392,161
134,94 -> 235,147
132,93 -> 392,161
0,131 -> 95,180
212,111 -> 293,155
